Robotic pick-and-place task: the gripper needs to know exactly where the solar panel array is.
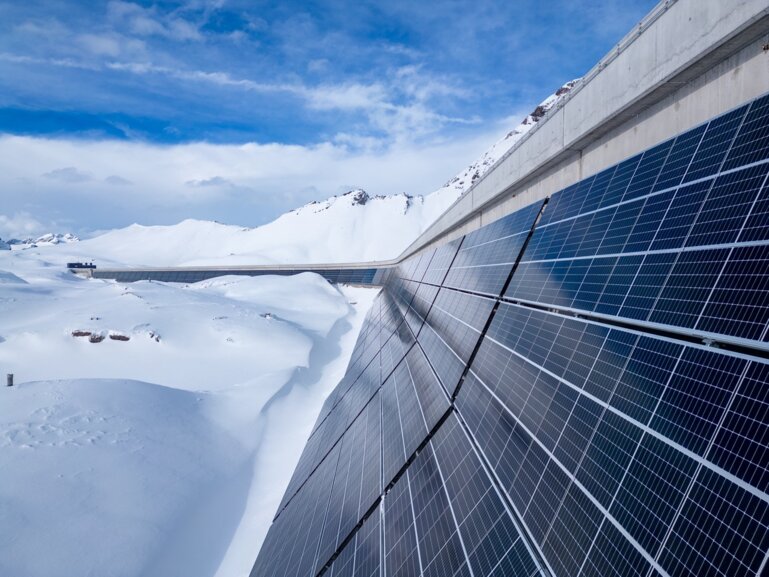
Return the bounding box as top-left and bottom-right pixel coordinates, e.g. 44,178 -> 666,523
252,93 -> 769,577
93,266 -> 384,285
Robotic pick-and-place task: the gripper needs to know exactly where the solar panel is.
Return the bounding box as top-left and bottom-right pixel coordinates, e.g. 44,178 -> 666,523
507,160 -> 769,342
442,200 -> 545,296
430,414 -> 544,577
421,237 -> 463,286
404,282 -> 439,336
410,248 -> 435,283
416,288 -> 495,396
380,345 -> 449,485
384,465 -> 421,577
251,441 -> 342,577
658,466 -> 769,577
722,92 -> 769,170
276,355 -> 380,516
381,412 -> 547,577
709,360 -> 769,492
380,319 -> 415,382
397,250 -> 434,283
327,508 -> 381,577
457,302 -> 769,577
381,361 -> 428,485
404,344 -> 450,428
315,394 -> 381,570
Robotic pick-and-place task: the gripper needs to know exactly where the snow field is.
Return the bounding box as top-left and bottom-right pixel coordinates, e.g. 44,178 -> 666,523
0,246 -> 379,577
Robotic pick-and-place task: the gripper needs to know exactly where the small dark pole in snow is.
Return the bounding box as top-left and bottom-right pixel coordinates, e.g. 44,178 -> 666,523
6,374 -> 13,387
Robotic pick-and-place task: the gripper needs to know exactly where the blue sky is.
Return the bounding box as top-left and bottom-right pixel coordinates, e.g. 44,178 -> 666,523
0,0 -> 658,236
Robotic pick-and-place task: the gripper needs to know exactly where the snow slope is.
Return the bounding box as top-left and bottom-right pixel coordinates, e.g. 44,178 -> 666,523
0,246 -> 379,577
48,81 -> 579,268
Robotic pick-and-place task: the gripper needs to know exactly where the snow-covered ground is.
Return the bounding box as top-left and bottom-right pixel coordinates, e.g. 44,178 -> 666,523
0,245 -> 379,577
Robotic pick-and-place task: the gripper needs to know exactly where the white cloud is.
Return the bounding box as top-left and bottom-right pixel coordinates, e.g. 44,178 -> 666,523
106,0 -> 203,42
0,129 -> 502,232
0,212 -> 48,238
105,175 -> 133,186
42,167 -> 92,183
185,176 -> 232,187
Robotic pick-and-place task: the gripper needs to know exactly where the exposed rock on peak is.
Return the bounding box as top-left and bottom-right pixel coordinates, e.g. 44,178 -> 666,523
347,189 -> 369,206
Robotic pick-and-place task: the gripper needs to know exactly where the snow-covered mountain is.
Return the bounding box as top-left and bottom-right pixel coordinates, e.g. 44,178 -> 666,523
6,232 -> 80,248
439,80 -> 579,196
56,80 -> 579,267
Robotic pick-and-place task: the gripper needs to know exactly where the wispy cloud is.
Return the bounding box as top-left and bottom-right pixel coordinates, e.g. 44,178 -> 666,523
105,175 -> 132,186
42,167 -> 92,183
4,49 -> 476,144
186,175 -> 232,187
106,1 -> 203,42
0,212 -> 50,238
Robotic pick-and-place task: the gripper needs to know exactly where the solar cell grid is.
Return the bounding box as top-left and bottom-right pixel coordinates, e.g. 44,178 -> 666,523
442,201 -> 544,296
421,238 -> 462,286
593,199 -> 644,255
708,360 -> 769,493
396,255 -> 420,282
541,483 -> 604,577
650,346 -> 747,457
723,92 -> 769,171
580,520 -> 651,577
411,248 -> 436,283
315,413 -> 369,570
251,441 -> 342,577
537,181 -> 582,226
683,105 -> 748,183
609,433 -> 698,557
430,415 -> 542,577
622,141 -> 672,203
696,243 -> 769,341
405,344 -> 450,424
738,172 -> 769,242
415,288 -> 495,396
658,466 -> 769,577
417,322 -> 469,397
357,393 -> 383,519
384,468 -> 422,577
602,155 -> 641,208
381,361 -> 429,484
407,444 -> 471,577
523,459 -> 571,544
575,409 -> 643,509
407,282 -> 439,335
354,511 -> 381,577
327,529 -> 356,577
577,164 -> 614,215
277,354 -> 381,516
380,322 -> 414,381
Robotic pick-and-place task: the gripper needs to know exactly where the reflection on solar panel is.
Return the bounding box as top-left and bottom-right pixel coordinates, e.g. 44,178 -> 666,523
253,94 -> 769,577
